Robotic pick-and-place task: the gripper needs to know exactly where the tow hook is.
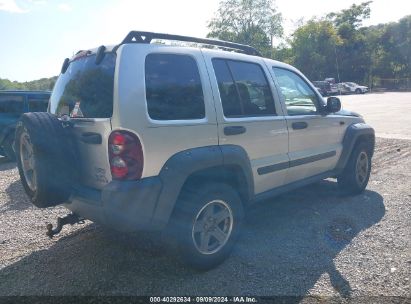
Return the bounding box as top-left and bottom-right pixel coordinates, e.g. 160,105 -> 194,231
46,213 -> 85,238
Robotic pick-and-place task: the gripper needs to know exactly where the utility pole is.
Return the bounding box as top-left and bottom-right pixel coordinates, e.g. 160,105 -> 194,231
334,43 -> 341,84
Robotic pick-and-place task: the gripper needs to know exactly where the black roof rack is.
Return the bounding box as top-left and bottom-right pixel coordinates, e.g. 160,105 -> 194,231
118,31 -> 262,57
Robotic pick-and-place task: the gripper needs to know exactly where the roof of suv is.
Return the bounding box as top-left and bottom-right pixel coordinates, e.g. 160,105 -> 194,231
67,31 -> 303,82
119,31 -> 262,56
71,31 -> 263,60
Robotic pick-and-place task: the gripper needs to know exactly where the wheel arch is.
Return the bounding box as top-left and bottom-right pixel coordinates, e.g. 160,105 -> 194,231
180,164 -> 251,205
151,145 -> 254,229
336,123 -> 375,174
354,133 -> 375,156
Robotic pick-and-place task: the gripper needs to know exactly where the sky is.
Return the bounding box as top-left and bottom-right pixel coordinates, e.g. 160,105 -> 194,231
0,0 -> 410,82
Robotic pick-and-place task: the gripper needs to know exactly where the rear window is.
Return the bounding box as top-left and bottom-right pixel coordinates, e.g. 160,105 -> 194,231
145,53 -> 205,120
0,95 -> 24,114
49,53 -> 116,118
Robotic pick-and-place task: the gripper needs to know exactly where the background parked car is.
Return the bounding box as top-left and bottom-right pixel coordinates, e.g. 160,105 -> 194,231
324,78 -> 339,95
338,82 -> 369,94
312,81 -> 332,96
0,90 -> 51,160
313,85 -> 327,97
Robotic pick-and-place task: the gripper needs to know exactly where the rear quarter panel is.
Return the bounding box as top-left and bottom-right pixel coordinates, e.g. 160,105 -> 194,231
111,44 -> 219,178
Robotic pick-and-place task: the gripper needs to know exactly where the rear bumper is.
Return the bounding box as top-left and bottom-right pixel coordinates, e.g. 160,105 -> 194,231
64,177 -> 164,232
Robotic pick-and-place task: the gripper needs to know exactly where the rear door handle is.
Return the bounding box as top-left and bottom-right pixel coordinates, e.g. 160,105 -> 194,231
81,132 -> 102,144
224,126 -> 246,136
292,122 -> 308,130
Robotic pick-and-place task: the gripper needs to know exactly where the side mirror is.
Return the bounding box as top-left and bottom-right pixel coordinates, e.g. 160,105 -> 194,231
326,96 -> 341,113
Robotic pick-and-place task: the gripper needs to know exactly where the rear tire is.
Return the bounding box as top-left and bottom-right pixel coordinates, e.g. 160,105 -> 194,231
2,133 -> 16,161
171,182 -> 244,270
337,142 -> 372,195
15,112 -> 75,208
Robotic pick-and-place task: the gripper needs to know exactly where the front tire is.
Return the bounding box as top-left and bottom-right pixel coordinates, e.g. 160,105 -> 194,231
171,183 -> 244,270
2,133 -> 16,161
355,88 -> 362,94
338,142 -> 372,195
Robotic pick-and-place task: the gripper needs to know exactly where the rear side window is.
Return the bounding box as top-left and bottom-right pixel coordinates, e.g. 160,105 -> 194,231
212,59 -> 276,118
0,95 -> 24,114
28,97 -> 49,112
145,53 -> 205,120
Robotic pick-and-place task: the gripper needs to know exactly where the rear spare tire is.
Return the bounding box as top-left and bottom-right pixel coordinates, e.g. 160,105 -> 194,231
15,112 -> 75,208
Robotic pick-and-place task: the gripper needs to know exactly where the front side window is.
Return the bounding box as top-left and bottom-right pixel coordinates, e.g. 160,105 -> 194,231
145,54 -> 205,120
213,59 -> 275,118
272,67 -> 318,116
0,95 -> 24,114
49,53 -> 116,118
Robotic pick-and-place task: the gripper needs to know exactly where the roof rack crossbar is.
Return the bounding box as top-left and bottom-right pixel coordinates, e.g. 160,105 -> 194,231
119,31 -> 262,56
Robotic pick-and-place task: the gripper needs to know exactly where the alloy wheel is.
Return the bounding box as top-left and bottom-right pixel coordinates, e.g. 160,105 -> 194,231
355,151 -> 369,186
192,199 -> 234,255
20,131 -> 37,192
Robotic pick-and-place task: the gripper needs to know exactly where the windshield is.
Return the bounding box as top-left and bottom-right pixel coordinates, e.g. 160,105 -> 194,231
49,52 -> 116,118
346,82 -> 357,87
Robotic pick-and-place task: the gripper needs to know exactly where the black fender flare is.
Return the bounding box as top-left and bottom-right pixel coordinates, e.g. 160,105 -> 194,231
150,145 -> 254,229
335,123 -> 375,173
220,144 -> 254,200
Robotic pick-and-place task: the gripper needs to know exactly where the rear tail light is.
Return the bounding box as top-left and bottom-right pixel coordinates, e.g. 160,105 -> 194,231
108,130 -> 144,180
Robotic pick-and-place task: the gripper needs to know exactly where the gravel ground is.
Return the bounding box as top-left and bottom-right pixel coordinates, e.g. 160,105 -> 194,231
0,137 -> 410,299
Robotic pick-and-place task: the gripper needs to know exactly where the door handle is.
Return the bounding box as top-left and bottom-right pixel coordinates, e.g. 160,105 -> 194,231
224,126 -> 246,136
81,132 -> 102,144
292,122 -> 308,130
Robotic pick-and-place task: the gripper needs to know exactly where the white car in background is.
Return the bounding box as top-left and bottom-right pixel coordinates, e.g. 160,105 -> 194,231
338,82 -> 369,94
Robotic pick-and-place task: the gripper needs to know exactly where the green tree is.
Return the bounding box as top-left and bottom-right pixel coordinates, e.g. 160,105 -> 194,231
327,1 -> 372,28
379,16 -> 411,79
285,2 -> 410,88
285,19 -> 341,80
0,76 -> 57,91
365,15 -> 411,89
207,0 -> 283,56
327,1 -> 373,83
272,42 -> 293,64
